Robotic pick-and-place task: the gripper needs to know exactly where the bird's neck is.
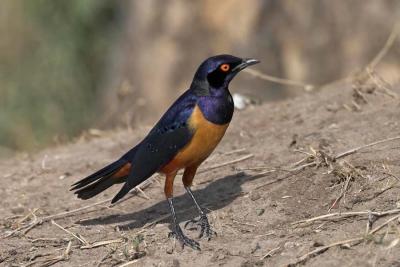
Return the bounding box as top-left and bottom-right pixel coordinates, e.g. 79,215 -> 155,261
197,89 -> 234,125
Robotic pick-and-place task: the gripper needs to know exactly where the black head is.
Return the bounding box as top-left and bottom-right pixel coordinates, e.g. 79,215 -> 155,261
191,54 -> 260,95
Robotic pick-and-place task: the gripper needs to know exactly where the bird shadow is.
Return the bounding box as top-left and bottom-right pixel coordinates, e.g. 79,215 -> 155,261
79,171 -> 269,231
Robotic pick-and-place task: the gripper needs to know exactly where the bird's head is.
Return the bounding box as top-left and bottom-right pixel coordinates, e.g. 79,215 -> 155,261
191,54 -> 260,95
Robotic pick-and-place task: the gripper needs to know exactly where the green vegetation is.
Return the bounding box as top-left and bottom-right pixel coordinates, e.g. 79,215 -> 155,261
0,1 -> 120,150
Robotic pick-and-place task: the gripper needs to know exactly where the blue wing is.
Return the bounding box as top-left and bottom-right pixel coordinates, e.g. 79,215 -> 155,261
112,89 -> 198,203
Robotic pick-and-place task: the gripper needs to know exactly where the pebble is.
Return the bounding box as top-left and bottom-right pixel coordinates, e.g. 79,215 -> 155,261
256,208 -> 265,216
250,191 -> 261,201
313,241 -> 324,247
284,241 -> 299,249
166,247 -> 174,254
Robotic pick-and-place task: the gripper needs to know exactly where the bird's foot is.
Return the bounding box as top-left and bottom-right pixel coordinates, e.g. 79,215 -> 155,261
184,213 -> 216,240
168,225 -> 200,250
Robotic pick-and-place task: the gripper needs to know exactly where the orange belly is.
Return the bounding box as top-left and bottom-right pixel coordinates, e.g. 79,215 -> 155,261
161,105 -> 229,174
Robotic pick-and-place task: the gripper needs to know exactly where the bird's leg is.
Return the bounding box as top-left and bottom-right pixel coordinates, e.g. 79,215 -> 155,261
167,197 -> 200,250
184,186 -> 216,240
182,166 -> 216,240
164,171 -> 200,250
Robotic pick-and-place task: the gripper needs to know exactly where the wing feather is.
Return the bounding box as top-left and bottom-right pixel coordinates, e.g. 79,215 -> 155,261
111,90 -> 197,203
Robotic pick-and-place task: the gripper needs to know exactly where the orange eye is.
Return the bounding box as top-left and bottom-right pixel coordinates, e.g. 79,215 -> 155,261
220,64 -> 230,72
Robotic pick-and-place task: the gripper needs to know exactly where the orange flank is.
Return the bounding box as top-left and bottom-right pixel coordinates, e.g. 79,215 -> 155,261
161,105 -> 229,175
112,162 -> 132,179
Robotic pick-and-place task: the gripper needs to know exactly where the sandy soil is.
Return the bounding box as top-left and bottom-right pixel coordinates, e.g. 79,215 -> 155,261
1,80 -> 400,267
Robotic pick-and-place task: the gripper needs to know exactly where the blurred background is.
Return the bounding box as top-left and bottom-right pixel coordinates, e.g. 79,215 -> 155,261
0,0 -> 399,156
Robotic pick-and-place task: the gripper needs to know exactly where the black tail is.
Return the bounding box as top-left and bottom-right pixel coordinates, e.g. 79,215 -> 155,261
71,159 -> 127,199
111,182 -> 132,204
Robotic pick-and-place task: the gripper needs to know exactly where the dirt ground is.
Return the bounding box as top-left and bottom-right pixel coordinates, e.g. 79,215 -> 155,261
2,78 -> 400,267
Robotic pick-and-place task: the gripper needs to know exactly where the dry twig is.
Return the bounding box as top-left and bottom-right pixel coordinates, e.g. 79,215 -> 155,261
197,154 -> 254,174
290,213 -> 400,266
292,208 -> 400,226
367,23 -> 399,69
260,246 -> 281,260
118,259 -> 141,267
243,68 -> 314,91
328,174 -> 352,212
24,241 -> 72,267
335,136 -> 400,160
81,238 -> 125,249
288,237 -> 363,266
51,220 -> 89,246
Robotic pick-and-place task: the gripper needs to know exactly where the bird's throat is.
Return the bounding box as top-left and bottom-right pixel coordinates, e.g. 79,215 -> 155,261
197,92 -> 234,125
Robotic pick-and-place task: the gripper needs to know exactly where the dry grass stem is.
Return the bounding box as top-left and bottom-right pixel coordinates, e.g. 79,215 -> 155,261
197,154 -> 254,174
328,174 -> 352,212
289,238 -> 364,266
135,187 -> 151,200
292,208 -> 400,225
260,246 -> 281,260
368,22 -> 399,69
243,68 -> 314,91
292,214 -> 400,265
3,209 -> 41,238
17,208 -> 39,224
117,259 -> 140,267
24,241 -> 72,267
222,148 -> 247,155
369,214 -> 400,235
51,220 -> 89,246
96,249 -> 116,267
335,136 -> 400,159
366,68 -> 398,98
80,238 -> 125,249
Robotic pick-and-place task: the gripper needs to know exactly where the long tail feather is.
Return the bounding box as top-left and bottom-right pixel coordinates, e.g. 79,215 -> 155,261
71,159 -> 126,190
71,145 -> 145,203
71,158 -> 129,201
75,176 -> 125,200
111,183 -> 132,204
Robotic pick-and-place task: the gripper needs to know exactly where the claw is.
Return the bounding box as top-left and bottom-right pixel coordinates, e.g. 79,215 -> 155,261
184,220 -> 200,231
184,214 -> 216,240
169,225 -> 201,250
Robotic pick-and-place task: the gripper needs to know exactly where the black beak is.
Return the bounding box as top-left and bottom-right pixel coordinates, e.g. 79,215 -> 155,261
232,58 -> 260,72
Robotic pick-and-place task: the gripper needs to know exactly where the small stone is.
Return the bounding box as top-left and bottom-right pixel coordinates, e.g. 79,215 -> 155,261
217,254 -> 225,260
270,202 -> 278,208
250,191 -> 261,201
326,102 -> 340,112
256,208 -> 265,216
284,241 -> 298,249
251,241 -> 261,254
313,241 -> 324,247
166,247 -> 174,254
229,246 -> 242,256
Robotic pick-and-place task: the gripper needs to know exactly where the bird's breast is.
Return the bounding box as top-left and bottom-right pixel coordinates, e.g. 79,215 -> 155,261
160,105 -> 229,174
197,93 -> 234,125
